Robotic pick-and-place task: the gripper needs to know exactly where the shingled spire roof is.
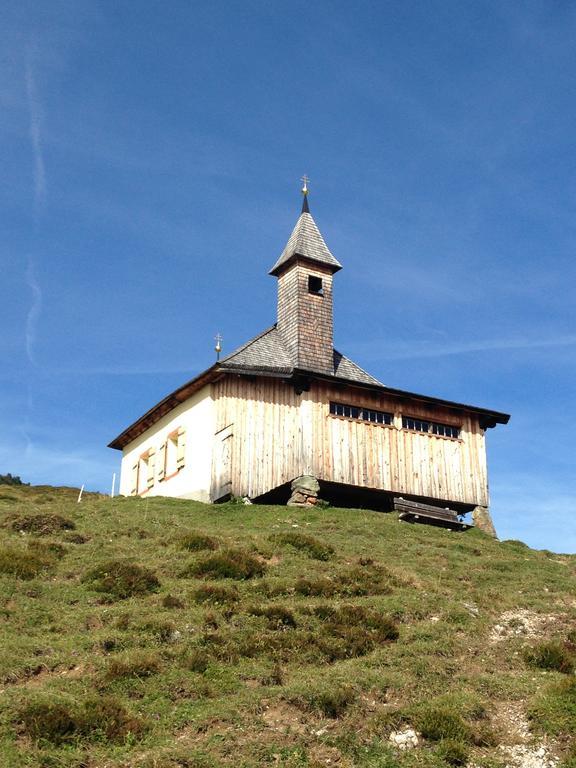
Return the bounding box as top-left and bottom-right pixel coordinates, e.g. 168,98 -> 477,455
268,196 -> 343,276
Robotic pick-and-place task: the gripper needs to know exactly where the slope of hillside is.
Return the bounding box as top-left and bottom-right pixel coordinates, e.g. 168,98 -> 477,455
0,485 -> 574,768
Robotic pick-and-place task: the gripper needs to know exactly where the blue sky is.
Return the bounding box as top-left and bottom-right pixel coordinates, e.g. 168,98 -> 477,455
2,1 -> 575,552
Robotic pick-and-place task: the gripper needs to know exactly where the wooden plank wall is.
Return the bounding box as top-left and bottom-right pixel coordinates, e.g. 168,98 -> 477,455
211,377 -> 489,507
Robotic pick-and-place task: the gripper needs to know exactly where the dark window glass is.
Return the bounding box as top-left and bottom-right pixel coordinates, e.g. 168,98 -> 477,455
330,402 -> 392,426
403,416 -> 460,438
308,275 -> 323,295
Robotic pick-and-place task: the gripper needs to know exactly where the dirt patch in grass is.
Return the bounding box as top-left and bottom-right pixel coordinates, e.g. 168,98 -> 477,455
491,610 -> 557,643
260,699 -> 309,734
7,513 -> 76,535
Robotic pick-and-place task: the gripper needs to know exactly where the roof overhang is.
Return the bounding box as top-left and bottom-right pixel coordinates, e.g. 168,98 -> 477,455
298,369 -> 510,429
109,364 -> 509,451
269,253 -> 342,277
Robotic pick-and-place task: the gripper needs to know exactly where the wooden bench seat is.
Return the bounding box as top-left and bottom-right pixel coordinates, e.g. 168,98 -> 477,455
394,497 -> 472,531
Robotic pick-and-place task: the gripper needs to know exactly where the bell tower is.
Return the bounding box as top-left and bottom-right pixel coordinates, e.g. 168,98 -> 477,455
269,180 -> 342,376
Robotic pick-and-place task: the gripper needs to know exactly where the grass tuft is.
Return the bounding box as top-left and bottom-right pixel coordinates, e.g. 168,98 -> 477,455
0,544 -> 55,579
182,648 -> 210,673
435,739 -> 470,766
270,531 -> 335,560
104,651 -> 162,681
83,560 -> 160,599
414,706 -> 472,742
248,604 -> 298,629
524,640 -> 574,674
187,549 -> 266,580
178,531 -> 219,551
17,696 -> 145,744
162,593 -> 185,608
193,583 -> 240,604
301,686 -> 356,718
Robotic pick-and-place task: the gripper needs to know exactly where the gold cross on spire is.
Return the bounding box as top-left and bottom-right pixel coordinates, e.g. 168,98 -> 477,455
215,333 -> 223,361
301,174 -> 309,196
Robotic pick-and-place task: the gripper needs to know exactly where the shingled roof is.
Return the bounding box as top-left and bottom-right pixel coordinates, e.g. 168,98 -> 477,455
219,325 -> 383,386
269,210 -> 343,276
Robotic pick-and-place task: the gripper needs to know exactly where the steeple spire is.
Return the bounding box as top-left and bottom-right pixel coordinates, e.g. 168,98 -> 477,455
268,179 -> 342,277
301,174 -> 310,214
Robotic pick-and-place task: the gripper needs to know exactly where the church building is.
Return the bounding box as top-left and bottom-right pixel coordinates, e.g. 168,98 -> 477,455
109,183 -> 509,531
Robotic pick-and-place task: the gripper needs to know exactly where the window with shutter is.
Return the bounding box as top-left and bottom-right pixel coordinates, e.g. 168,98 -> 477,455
131,463 -> 139,495
176,428 -> 186,469
157,442 -> 167,480
147,448 -> 156,488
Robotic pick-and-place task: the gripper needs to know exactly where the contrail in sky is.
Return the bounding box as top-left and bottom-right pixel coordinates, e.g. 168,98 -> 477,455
24,43 -> 45,367
25,43 -> 46,213
25,259 -> 42,365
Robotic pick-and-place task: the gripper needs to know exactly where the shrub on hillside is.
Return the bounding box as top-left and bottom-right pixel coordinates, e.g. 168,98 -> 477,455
192,584 -> 240,604
300,685 -> 356,718
9,513 -> 75,535
17,696 -> 145,744
294,576 -> 337,597
314,604 -> 399,660
270,532 -> 334,561
248,605 -> 297,629
294,563 -> 398,598
524,641 -> 574,674
186,549 -> 265,580
178,531 -> 219,552
104,651 -> 162,681
414,706 -> 472,742
0,473 -> 27,486
435,739 -> 470,766
83,560 -> 160,599
182,647 -> 210,674
0,545 -> 55,580
162,594 -> 185,609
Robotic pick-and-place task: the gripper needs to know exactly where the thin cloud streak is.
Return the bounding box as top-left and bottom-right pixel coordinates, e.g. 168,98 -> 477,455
355,334 -> 576,362
25,43 -> 46,214
25,259 -> 42,365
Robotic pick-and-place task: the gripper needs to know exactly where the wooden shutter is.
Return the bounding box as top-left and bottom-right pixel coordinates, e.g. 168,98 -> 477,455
157,442 -> 166,481
176,428 -> 186,469
131,463 -> 138,495
147,448 -> 155,488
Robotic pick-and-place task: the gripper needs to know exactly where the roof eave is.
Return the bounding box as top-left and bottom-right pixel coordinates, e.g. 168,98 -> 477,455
292,368 -> 510,427
108,363 -> 221,450
269,252 -> 343,277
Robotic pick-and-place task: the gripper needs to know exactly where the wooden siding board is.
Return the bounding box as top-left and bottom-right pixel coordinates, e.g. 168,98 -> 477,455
212,376 -> 487,505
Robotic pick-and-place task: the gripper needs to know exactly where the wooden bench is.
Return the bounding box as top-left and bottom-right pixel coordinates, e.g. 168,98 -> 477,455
393,497 -> 472,531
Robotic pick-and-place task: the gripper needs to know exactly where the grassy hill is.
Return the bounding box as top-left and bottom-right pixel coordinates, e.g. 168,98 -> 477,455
0,485 -> 574,768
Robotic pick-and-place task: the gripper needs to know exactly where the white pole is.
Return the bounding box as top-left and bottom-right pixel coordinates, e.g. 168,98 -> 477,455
77,484 -> 84,503
111,473 -> 116,498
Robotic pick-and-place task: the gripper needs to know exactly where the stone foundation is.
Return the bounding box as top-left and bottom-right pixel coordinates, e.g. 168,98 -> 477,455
287,475 -> 320,507
472,505 -> 498,538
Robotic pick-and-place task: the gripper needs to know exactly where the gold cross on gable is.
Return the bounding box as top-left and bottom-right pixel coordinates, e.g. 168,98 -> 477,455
301,174 -> 309,195
215,333 -> 223,361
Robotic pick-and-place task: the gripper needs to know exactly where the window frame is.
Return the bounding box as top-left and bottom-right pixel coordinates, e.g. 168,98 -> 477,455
402,415 -> 461,440
329,401 -> 394,426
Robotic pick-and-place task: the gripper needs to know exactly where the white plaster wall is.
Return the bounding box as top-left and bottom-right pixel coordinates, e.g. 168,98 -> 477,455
119,386 -> 214,501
